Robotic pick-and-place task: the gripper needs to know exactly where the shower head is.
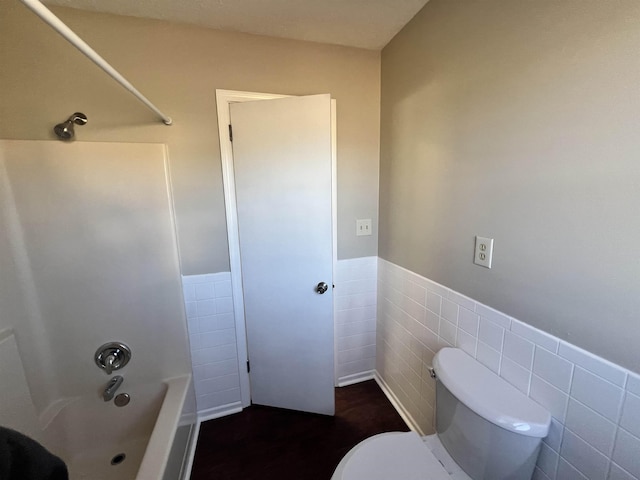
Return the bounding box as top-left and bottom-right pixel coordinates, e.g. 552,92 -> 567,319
54,112 -> 88,140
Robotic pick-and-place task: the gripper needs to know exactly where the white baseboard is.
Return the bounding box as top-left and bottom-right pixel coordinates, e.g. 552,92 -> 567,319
198,401 -> 243,423
374,371 -> 425,435
337,370 -> 375,387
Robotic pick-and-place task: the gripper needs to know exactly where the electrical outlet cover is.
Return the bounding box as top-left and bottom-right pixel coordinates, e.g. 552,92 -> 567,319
474,236 -> 494,268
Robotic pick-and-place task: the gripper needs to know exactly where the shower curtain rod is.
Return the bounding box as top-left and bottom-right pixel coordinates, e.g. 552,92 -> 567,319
19,0 -> 173,126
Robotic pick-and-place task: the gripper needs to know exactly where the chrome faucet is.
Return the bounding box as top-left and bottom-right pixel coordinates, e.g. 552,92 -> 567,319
104,354 -> 115,375
95,342 -> 131,375
103,375 -> 124,402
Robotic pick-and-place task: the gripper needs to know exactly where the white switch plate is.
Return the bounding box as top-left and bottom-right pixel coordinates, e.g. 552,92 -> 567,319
474,236 -> 494,268
356,219 -> 372,236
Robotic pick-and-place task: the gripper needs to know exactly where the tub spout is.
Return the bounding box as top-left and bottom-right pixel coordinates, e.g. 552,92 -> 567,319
103,375 -> 123,402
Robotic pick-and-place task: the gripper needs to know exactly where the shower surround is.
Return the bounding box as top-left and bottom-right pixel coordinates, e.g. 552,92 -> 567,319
0,140 -> 196,479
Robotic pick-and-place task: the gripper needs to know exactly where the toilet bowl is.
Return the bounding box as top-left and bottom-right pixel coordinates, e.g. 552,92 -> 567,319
332,431 -> 470,480
332,348 -> 551,480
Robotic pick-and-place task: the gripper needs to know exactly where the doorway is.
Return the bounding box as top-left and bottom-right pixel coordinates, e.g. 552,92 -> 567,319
215,90 -> 338,415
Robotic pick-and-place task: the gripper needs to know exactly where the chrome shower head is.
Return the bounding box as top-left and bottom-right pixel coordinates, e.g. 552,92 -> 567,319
54,112 -> 88,140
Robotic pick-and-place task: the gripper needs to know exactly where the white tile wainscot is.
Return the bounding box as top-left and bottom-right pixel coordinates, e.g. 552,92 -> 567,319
334,256 -> 378,386
182,272 -> 242,419
376,258 -> 640,480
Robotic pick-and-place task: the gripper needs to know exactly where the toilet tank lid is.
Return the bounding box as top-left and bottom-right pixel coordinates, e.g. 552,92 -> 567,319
433,348 -> 551,438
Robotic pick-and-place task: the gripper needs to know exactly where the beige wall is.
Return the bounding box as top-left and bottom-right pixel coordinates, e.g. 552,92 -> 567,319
0,0 -> 380,274
380,0 -> 640,372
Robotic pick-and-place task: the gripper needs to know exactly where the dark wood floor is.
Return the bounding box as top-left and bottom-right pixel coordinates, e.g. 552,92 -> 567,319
190,380 -> 409,480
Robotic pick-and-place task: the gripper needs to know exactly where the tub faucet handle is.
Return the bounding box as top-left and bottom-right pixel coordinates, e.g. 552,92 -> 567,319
95,342 -> 131,374
104,354 -> 116,375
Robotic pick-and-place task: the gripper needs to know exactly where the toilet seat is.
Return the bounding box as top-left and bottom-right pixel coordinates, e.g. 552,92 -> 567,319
331,431 -> 452,480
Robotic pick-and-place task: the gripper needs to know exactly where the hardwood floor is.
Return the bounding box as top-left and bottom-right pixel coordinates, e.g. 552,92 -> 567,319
190,380 -> 410,480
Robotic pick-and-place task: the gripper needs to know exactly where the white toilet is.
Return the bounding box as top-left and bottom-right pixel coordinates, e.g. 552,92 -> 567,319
332,347 -> 551,480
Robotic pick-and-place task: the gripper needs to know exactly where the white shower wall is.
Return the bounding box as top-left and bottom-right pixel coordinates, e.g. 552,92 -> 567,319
0,140 -> 193,416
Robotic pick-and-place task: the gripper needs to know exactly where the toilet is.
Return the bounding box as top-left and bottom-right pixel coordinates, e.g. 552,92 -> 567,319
332,347 -> 551,480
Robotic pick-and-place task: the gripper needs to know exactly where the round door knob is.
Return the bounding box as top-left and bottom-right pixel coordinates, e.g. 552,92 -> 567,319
316,282 -> 329,294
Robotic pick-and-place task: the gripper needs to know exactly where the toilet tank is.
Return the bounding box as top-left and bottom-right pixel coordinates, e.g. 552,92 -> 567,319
432,348 -> 551,480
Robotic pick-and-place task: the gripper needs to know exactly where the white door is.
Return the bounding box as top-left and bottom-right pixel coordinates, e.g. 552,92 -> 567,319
230,94 -> 334,415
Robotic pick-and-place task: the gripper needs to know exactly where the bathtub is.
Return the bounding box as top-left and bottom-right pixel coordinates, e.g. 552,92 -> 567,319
40,375 -> 193,480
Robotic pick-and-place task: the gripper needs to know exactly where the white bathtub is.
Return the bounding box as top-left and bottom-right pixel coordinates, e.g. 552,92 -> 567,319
40,375 -> 192,480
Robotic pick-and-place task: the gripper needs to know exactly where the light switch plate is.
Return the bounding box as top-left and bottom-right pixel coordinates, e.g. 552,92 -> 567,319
474,236 -> 494,268
356,219 -> 372,236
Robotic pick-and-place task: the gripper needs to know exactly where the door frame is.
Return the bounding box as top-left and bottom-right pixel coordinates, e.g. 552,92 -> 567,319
215,89 -> 338,408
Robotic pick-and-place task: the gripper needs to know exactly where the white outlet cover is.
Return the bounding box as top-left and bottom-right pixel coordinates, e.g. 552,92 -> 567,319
474,236 -> 494,268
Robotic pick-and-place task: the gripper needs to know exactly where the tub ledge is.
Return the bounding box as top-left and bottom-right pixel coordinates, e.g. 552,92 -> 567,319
136,374 -> 191,480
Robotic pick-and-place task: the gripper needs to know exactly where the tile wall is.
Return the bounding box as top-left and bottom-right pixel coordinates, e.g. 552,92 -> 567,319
334,256 -> 378,385
377,258 -> 640,480
182,273 -> 242,416
181,258 -> 639,480
183,258 -> 378,418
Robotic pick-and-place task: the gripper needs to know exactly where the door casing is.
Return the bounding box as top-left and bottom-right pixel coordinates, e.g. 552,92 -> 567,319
215,89 -> 338,408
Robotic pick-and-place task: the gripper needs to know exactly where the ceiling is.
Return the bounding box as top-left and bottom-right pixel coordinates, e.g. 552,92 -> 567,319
42,0 -> 429,50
